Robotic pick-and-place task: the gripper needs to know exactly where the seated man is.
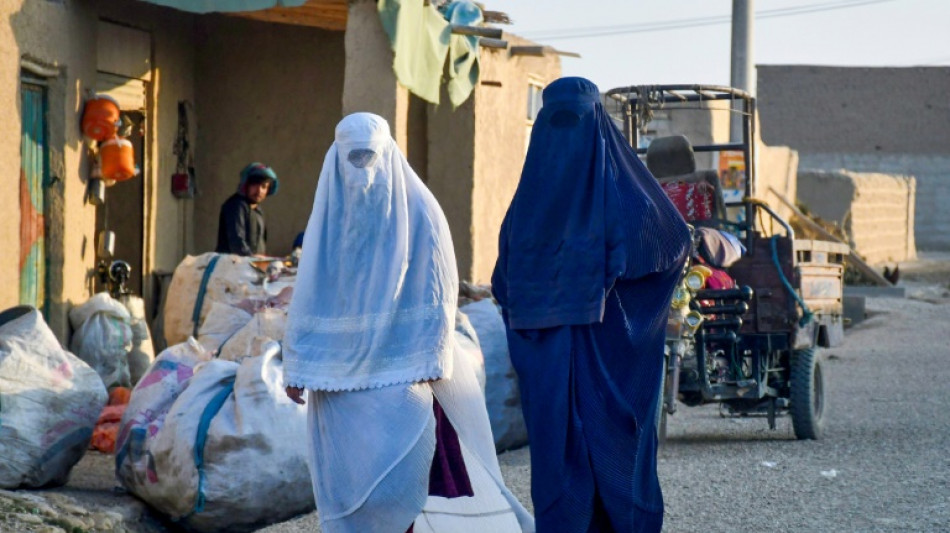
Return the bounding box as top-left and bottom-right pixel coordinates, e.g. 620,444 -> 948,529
215,162 -> 279,256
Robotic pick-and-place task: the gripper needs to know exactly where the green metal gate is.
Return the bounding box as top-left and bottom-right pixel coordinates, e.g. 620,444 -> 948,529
19,79 -> 49,312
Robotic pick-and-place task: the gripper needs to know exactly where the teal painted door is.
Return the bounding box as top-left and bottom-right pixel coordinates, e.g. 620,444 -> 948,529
19,81 -> 48,311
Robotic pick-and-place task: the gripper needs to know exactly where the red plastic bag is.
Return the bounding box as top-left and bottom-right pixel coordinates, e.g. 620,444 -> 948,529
90,387 -> 132,453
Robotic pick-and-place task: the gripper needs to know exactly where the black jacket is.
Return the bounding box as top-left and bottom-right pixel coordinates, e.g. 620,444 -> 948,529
216,193 -> 266,256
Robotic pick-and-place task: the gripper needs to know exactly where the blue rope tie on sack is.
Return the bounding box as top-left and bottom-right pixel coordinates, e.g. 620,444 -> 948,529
770,235 -> 813,327
191,377 -> 236,516
213,328 -> 240,359
192,255 -> 221,338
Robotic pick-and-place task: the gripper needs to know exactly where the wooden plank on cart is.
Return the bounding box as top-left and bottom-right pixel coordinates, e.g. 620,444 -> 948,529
768,186 -> 892,287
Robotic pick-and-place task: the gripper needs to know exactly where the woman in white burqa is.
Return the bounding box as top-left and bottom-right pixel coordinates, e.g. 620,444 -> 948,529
283,113 -> 533,533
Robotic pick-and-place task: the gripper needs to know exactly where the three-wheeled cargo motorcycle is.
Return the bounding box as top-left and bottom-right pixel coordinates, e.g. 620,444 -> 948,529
605,85 -> 848,440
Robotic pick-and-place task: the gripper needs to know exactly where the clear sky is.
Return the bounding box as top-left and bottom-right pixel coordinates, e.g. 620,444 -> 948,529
502,0 -> 950,92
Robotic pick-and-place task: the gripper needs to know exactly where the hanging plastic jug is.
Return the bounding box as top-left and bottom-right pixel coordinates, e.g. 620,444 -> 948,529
99,137 -> 136,182
82,95 -> 121,141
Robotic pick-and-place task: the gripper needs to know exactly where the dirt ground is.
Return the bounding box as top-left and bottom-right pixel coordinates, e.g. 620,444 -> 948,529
3,252 -> 948,532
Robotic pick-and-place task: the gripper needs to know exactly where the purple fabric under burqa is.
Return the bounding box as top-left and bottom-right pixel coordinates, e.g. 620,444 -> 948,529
429,398 -> 474,498
406,399 -> 474,533
493,77 -> 690,532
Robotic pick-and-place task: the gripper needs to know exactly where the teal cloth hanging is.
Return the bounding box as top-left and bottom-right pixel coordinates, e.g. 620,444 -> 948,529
444,1 -> 483,108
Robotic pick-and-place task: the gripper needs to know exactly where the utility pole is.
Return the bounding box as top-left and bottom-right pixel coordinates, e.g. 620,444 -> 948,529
730,0 -> 754,142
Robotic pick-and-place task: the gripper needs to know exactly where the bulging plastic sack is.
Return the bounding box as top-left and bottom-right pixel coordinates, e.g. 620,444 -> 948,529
123,296 -> 156,386
162,253 -> 269,347
116,339 -> 313,532
0,307 -> 108,488
69,292 -> 133,388
455,310 -> 486,391
460,299 -> 528,452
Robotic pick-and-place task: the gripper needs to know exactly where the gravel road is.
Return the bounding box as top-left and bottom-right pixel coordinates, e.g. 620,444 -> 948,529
654,286 -> 950,532
6,256 -> 948,533
262,260 -> 950,533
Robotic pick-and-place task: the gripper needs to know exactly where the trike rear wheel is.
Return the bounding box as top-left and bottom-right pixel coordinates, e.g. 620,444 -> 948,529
790,347 -> 824,440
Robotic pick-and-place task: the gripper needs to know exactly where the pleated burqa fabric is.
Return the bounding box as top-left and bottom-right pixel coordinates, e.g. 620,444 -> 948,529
493,77 -> 690,532
284,113 -> 533,533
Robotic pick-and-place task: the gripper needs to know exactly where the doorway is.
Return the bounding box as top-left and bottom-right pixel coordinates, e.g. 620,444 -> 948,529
96,110 -> 146,296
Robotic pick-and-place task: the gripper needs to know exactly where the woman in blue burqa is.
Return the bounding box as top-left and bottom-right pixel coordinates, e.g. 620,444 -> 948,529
492,77 -> 690,532
283,113 -> 533,533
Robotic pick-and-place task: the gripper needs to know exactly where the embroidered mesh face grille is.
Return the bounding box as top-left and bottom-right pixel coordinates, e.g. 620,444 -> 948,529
549,109 -> 580,128
347,148 -> 379,168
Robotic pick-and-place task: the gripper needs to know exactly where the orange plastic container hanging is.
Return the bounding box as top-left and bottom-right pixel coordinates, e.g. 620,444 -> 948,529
99,137 -> 136,182
81,94 -> 121,141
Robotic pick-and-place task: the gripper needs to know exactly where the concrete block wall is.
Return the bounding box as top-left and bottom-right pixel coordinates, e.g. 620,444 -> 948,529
758,66 -> 950,156
800,153 -> 950,251
757,66 -> 950,250
798,170 -> 916,265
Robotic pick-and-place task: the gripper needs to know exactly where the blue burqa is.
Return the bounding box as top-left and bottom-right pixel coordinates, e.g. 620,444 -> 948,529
492,77 -> 690,532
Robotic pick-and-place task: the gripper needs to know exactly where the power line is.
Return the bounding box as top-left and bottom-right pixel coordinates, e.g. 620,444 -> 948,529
526,0 -> 894,40
523,0 -> 896,41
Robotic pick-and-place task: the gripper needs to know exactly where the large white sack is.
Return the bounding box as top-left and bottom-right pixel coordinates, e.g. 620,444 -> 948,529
123,296 -> 156,386
455,310 -> 486,391
69,292 -> 133,388
0,307 -> 108,488
460,300 -> 528,452
116,340 -> 312,532
116,338 -> 210,490
162,253 -> 267,347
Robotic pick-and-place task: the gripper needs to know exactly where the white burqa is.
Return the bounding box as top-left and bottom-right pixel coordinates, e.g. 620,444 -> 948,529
283,113 -> 534,533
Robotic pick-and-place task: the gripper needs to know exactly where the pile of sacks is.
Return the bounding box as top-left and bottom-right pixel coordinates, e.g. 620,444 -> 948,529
117,254 -> 309,531
0,307 -> 107,488
68,292 -> 157,455
116,252 -> 528,530
116,254 -> 309,531
161,253 -> 526,451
